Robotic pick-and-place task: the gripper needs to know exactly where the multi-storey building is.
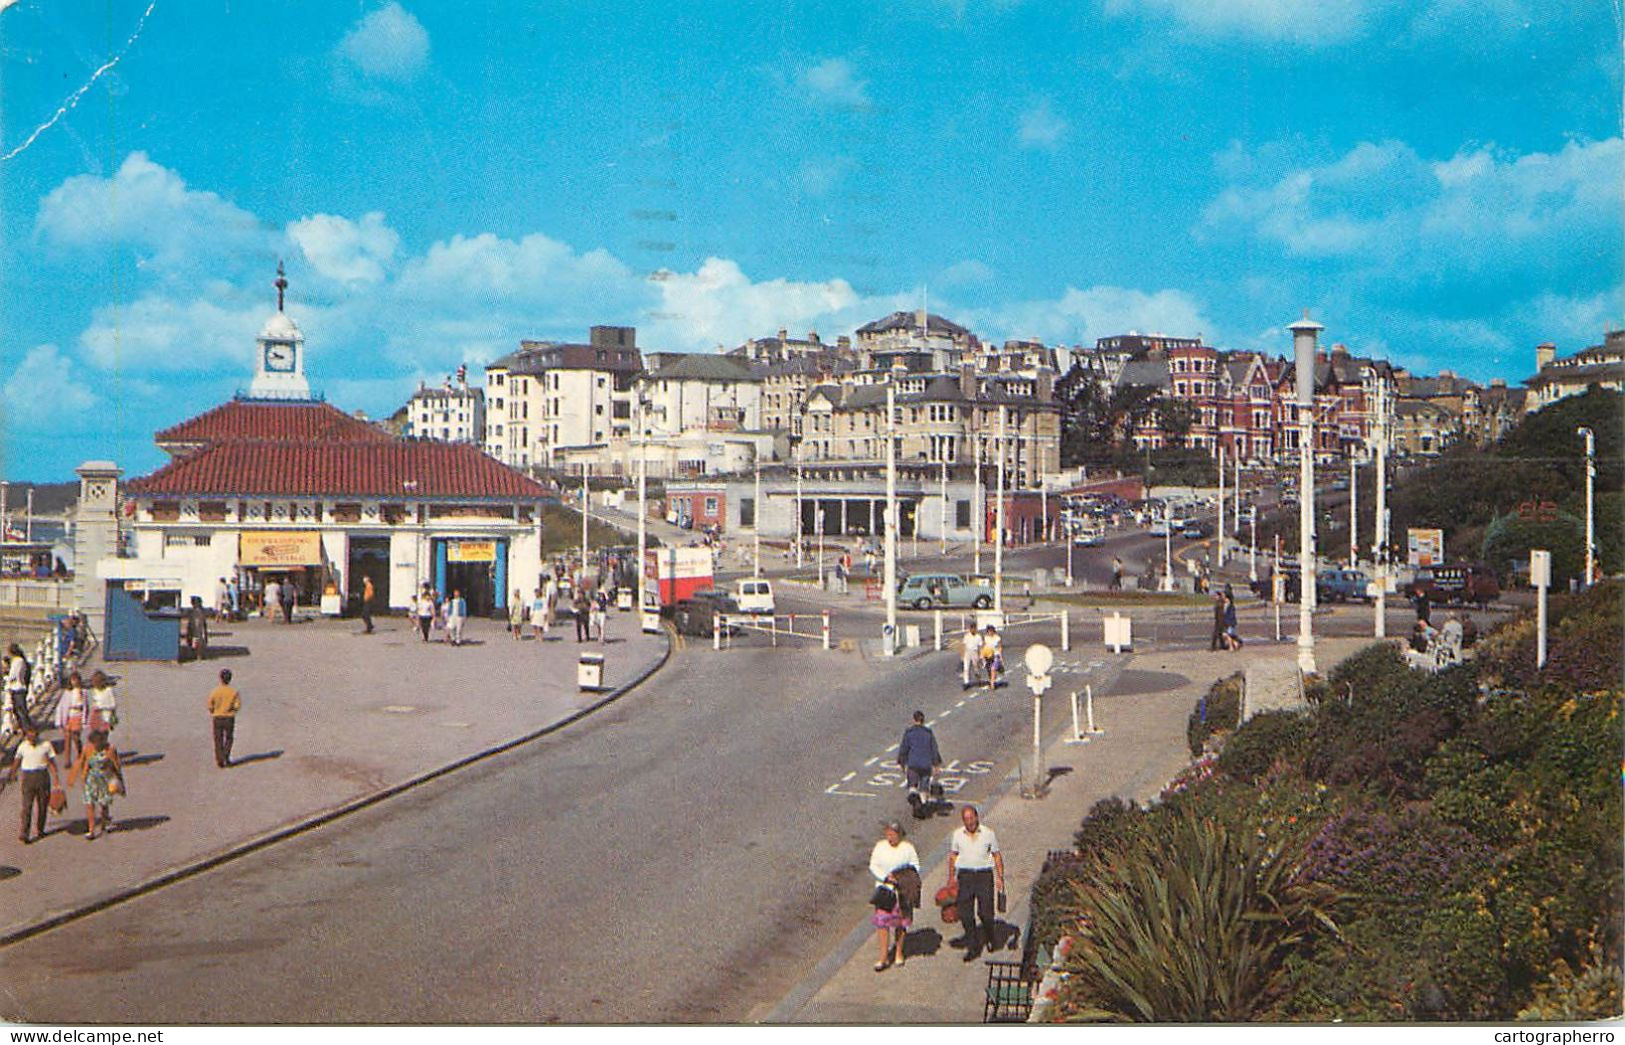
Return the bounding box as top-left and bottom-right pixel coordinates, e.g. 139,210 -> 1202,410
483,326 -> 642,470
1525,331 -> 1625,410
404,366 -> 485,444
1461,380 -> 1528,446
854,310 -> 977,371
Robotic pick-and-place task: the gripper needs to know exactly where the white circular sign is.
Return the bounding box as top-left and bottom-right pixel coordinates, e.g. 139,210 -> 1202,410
1024,642 -> 1054,677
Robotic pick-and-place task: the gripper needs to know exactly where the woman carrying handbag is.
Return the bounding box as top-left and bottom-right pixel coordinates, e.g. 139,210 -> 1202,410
68,730 -> 126,840
868,821 -> 921,971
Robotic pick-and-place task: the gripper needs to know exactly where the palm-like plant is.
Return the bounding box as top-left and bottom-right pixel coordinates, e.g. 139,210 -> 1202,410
1054,808 -> 1344,1022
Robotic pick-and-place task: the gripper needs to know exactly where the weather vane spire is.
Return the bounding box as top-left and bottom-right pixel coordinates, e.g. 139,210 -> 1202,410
275,259 -> 288,312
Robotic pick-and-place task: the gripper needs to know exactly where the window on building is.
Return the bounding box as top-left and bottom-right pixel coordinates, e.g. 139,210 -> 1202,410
955,499 -> 971,528
704,496 -> 720,515
739,496 -> 755,527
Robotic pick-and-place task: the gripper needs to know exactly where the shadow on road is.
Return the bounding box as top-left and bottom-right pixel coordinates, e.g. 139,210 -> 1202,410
229,750 -> 283,768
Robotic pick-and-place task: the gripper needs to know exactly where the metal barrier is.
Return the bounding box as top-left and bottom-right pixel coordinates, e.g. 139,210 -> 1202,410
933,609 -> 1070,652
713,611 -> 833,651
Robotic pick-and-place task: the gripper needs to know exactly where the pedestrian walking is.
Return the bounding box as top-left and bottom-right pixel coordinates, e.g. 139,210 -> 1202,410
207,668 -> 240,768
868,821 -> 921,972
359,576 -> 375,635
68,730 -> 125,841
979,625 -> 1003,689
530,587 -> 548,640
55,670 -> 88,767
960,624 -> 981,690
1210,590 -> 1227,651
445,589 -> 468,647
279,578 -> 296,624
7,725 -> 63,844
946,804 -> 1005,961
1109,556 -> 1123,591
4,644 -> 32,733
415,587 -> 435,642
591,589 -> 609,643
573,590 -> 591,642
263,578 -> 281,622
508,589 -> 526,640
86,670 -> 118,737
214,577 -> 229,619
227,576 -> 241,620
898,711 -> 942,816
1223,588 -> 1243,650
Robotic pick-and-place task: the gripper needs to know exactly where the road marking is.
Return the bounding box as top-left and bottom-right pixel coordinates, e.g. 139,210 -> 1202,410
864,756 -> 880,767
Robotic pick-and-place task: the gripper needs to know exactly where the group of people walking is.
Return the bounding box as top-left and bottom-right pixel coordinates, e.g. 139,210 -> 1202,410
3,667 -> 125,843
1210,585 -> 1244,651
506,576 -> 613,643
410,585 -> 470,645
958,624 -> 1004,690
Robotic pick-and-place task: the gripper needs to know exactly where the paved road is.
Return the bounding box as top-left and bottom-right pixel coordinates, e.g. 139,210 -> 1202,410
0,623 -> 1112,1024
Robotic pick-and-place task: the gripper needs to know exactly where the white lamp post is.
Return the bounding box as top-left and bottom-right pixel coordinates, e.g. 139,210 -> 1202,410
1290,313 -> 1323,675
580,463 -> 590,579
994,405 -> 1007,613
1578,426 -> 1596,588
753,448 -> 762,578
795,438 -> 804,569
1217,442 -> 1226,567
884,377 -> 899,654
1372,374 -> 1390,639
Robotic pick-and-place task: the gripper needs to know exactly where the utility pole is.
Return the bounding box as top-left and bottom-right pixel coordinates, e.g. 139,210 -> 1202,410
580,463 -> 590,578
1348,454 -> 1358,567
1217,442 -> 1226,567
1234,450 -> 1242,540
795,439 -> 804,569
1373,375 -> 1390,639
25,488 -> 33,544
753,448 -> 762,578
994,405 -> 1007,613
884,377 -> 899,654
1578,426 -> 1596,588
636,397 -> 648,622
1290,313 -> 1323,675
973,431 -> 983,575
939,456 -> 948,555
1249,504 -> 1258,583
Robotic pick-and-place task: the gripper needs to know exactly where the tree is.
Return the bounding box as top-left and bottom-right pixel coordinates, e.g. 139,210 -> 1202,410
1156,399 -> 1198,449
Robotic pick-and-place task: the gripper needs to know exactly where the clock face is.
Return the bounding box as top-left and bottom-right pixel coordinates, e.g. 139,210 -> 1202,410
265,343 -> 296,372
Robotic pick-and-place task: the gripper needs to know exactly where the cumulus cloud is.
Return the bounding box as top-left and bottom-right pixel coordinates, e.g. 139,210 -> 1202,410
1017,98 -> 1067,150
35,152 -> 270,275
1200,136 -> 1622,268
648,258 -> 870,348
977,285 -> 1214,345
78,293 -> 275,372
3,345 -> 97,424
287,211 -> 400,285
797,155 -> 858,196
799,58 -> 871,110
338,3 -> 430,81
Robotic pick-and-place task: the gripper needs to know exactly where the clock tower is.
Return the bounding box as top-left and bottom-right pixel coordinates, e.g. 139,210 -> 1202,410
247,260 -> 313,400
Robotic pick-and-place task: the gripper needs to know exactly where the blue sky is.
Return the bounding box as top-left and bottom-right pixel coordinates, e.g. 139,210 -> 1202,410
1,0 -> 1619,479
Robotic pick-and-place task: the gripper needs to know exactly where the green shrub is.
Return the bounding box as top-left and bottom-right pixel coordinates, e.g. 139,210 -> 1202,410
1187,674 -> 1242,758
1216,710 -> 1311,784
1071,795 -> 1141,856
1518,947 -> 1625,1022
1047,807 -> 1345,1022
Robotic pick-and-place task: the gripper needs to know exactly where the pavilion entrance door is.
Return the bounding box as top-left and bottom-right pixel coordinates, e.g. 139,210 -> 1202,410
346,537 -> 390,617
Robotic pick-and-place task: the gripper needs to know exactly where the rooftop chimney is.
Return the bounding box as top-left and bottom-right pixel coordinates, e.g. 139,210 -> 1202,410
778,328 -> 788,342
1535,342 -> 1557,371
837,335 -> 851,351
1288,313 -> 1324,406
808,330 -> 820,344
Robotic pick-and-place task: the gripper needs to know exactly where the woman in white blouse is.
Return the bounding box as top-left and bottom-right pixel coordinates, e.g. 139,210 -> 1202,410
869,821 -> 921,972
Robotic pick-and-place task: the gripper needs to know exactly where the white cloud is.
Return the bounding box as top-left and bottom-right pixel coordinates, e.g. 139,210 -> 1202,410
799,58 -> 871,110
1017,98 -> 1067,150
1200,136 -> 1622,266
1104,0 -> 1372,44
797,155 -> 858,196
78,293 -> 272,372
977,285 -> 1214,345
648,258 -> 870,349
35,152 -> 270,275
287,211 -> 400,285
338,3 -> 430,81
938,259 -> 995,287
3,345 -> 96,424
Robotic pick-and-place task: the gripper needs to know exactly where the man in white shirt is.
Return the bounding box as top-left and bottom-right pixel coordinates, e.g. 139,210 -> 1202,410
946,804 -> 1005,961
6,725 -> 62,843
960,626 -> 981,690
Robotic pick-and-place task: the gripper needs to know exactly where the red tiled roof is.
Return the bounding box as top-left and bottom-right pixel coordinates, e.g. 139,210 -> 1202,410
127,440 -> 549,500
155,400 -> 393,447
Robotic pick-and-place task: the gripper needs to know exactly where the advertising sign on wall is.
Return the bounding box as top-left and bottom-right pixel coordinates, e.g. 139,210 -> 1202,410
446,540 -> 497,563
239,531 -> 322,567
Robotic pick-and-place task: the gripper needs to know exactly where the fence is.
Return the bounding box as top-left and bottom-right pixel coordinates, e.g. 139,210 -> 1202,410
713,611 -> 833,650
932,609 -> 1071,652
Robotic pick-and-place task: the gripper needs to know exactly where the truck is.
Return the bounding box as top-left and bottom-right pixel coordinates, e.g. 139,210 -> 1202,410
643,546 -> 714,608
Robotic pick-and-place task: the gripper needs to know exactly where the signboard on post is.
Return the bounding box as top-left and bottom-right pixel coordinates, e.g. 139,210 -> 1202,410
1407,528 -> 1444,567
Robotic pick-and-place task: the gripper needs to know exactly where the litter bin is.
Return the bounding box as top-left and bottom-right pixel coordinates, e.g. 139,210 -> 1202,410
616,588 -> 633,611
578,652 -> 605,691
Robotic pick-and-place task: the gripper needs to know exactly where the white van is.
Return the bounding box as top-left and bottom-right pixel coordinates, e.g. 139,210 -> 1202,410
734,577 -> 775,615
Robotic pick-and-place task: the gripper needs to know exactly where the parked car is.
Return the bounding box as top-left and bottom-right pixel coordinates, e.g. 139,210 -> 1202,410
1147,522 -> 1170,537
1072,527 -> 1105,547
1317,568 -> 1373,603
734,577 -> 775,615
672,590 -> 742,636
896,572 -> 994,610
1181,522 -> 1210,539
1407,564 -> 1500,608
